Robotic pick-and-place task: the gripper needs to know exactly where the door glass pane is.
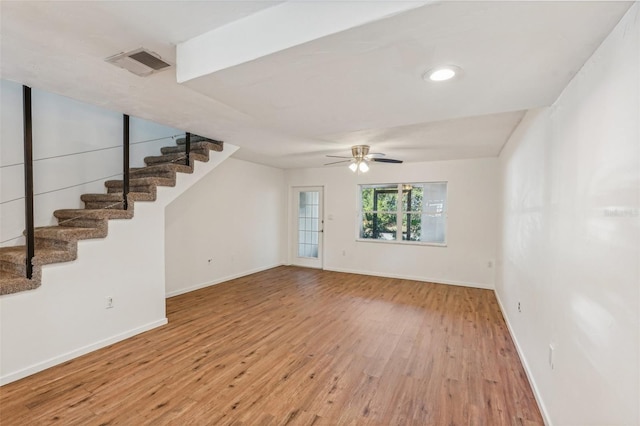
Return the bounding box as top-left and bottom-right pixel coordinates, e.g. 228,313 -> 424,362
298,191 -> 320,258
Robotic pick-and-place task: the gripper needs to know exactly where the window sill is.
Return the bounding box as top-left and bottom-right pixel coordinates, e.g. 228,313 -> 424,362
356,238 -> 447,248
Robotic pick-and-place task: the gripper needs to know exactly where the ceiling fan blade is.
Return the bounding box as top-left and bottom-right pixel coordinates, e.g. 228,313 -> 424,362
365,152 -> 385,157
324,159 -> 352,166
325,155 -> 352,159
371,158 -> 403,164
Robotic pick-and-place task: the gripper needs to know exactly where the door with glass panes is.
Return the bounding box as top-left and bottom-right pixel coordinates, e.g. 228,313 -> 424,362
293,187 -> 323,268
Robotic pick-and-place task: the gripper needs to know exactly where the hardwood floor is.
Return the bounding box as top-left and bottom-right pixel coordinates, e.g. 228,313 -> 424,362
0,266 -> 543,425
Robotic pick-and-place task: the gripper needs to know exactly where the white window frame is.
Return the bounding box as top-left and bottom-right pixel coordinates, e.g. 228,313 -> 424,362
356,182 -> 448,247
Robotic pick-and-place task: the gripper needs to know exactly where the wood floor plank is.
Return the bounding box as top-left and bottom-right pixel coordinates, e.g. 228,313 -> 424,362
0,266 -> 543,425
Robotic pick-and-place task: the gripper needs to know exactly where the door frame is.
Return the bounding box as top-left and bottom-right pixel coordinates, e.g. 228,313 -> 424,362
290,186 -> 324,269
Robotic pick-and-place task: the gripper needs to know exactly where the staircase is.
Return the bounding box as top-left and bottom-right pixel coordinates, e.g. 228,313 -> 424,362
0,135 -> 223,296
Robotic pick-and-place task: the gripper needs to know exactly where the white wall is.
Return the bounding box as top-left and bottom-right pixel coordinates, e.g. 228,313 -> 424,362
286,158 -> 499,289
496,5 -> 639,425
1,79 -> 182,247
165,157 -> 287,297
0,202 -> 168,384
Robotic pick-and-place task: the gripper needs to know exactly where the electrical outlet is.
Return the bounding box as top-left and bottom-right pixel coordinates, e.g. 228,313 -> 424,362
106,296 -> 114,309
517,302 -> 521,312
208,258 -> 213,265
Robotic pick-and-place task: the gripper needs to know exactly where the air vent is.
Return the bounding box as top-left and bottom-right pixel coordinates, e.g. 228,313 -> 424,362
105,48 -> 172,77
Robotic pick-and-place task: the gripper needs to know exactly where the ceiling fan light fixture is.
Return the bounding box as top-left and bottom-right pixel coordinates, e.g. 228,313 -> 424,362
423,65 -> 461,82
327,144 -> 400,171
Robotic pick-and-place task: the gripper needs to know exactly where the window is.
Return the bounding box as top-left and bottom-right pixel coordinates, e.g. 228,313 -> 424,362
359,182 -> 447,244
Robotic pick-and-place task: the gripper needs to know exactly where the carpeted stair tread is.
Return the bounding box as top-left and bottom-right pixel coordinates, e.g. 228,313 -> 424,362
161,141 -> 223,154
176,136 -> 223,147
0,246 -> 76,265
54,208 -> 133,220
0,270 -> 39,295
144,151 -> 208,166
175,135 -> 208,144
0,253 -> 27,277
33,226 -> 107,241
81,192 -> 155,203
130,163 -> 191,176
129,170 -> 176,181
105,176 -> 175,188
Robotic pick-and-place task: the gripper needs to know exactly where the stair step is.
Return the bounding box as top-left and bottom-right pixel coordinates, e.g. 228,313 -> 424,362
161,141 -> 223,155
34,226 -> 108,242
0,270 -> 38,295
54,208 -> 134,222
0,246 -> 77,268
144,151 -> 208,166
53,209 -> 124,229
175,135 -> 209,144
80,192 -> 153,202
130,163 -> 191,178
81,195 -> 125,210
105,176 -> 174,190
106,185 -> 155,195
81,192 -> 155,209
129,168 -> 177,181
31,225 -> 109,252
0,258 -> 25,276
176,136 -> 223,149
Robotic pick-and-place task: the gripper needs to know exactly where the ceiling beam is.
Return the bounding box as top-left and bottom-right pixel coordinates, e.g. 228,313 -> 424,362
176,0 -> 430,83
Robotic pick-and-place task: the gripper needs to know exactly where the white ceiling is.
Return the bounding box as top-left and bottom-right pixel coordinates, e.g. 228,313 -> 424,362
0,1 -> 632,169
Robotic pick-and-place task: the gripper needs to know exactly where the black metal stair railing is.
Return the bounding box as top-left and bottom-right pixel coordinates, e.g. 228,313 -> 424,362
11,88 -> 203,283
123,114 -> 130,210
22,85 -> 35,279
185,132 -> 191,166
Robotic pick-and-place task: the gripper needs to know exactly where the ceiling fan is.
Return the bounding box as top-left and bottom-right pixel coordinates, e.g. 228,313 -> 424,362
325,145 -> 403,173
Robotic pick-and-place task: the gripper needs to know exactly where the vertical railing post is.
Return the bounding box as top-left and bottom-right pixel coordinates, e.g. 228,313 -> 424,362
22,86 -> 34,279
123,114 -> 130,210
185,132 -> 191,166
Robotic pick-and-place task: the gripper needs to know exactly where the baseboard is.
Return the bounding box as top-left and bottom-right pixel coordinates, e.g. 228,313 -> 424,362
0,318 -> 167,386
494,291 -> 552,426
165,263 -> 285,298
323,266 -> 493,290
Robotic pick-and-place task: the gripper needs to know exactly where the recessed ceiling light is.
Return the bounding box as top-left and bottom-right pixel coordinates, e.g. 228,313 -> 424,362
423,66 -> 460,82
